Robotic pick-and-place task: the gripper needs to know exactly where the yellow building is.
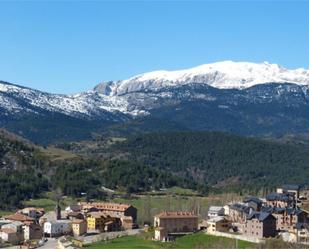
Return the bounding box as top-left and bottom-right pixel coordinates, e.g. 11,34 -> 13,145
72,219 -> 87,237
86,212 -> 121,232
87,212 -> 106,231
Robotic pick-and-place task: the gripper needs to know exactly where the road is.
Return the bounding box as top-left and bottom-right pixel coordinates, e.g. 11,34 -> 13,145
39,238 -> 57,249
37,229 -> 141,248
82,229 -> 142,245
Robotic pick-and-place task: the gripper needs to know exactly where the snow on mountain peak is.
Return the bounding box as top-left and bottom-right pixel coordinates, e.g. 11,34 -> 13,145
95,61 -> 309,96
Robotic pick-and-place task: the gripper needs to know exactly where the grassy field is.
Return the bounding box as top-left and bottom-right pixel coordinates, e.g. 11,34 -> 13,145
40,146 -> 77,161
85,233 -> 255,249
0,210 -> 13,217
22,193 -> 77,212
1,190 -> 241,224
112,192 -> 241,225
23,198 -> 57,212
0,187 -> 241,224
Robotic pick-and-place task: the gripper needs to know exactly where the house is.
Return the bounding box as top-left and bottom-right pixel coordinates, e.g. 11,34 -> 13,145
266,206 -> 309,231
243,212 -> 277,239
295,223 -> 309,243
0,221 -> 24,244
79,202 -> 137,224
243,197 -> 263,211
228,203 -> 250,224
23,223 -> 43,241
86,212 -> 121,232
65,205 -> 82,213
17,207 -> 45,219
208,206 -> 225,218
1,221 -> 24,233
266,192 -> 294,208
0,228 -> 21,245
2,213 -> 35,224
154,211 -> 198,241
72,219 -> 87,237
44,220 -> 72,237
66,212 -> 85,221
120,216 -> 134,230
277,184 -> 301,199
207,217 -> 230,234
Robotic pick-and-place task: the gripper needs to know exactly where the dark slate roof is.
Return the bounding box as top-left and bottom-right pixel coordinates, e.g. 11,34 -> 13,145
286,208 -> 303,216
229,203 -> 250,214
247,211 -> 274,221
266,192 -> 292,202
261,205 -> 304,216
261,206 -> 273,213
296,223 -> 309,230
282,184 -> 300,191
244,196 -> 263,205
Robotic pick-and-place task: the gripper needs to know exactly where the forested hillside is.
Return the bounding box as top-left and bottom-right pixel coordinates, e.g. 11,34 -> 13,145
4,127 -> 309,210
0,129 -> 198,210
0,129 -> 48,209
109,131 -> 309,192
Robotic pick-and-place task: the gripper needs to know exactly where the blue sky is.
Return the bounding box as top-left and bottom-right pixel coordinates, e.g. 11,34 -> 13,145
0,1 -> 308,94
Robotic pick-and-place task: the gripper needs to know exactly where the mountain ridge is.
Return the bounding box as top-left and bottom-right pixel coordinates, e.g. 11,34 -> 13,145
94,61 -> 309,96
2,61 -> 309,143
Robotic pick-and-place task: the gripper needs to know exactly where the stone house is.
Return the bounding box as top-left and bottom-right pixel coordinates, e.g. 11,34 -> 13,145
268,207 -> 309,231
207,217 -> 230,234
154,211 -> 198,241
72,219 -> 87,237
0,228 -> 21,245
243,212 -> 277,239
228,203 -> 250,224
23,223 -> 43,241
266,192 -> 294,208
79,202 -> 137,224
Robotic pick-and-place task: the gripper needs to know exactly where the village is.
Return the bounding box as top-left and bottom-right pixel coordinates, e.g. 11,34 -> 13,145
0,184 -> 309,248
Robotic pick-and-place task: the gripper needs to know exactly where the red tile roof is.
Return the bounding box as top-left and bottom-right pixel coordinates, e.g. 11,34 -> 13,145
155,211 -> 198,219
79,202 -> 132,212
3,213 -> 35,222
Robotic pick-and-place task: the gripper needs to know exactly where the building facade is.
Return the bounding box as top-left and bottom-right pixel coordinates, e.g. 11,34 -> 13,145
43,220 -> 72,237
79,202 -> 137,223
208,206 -> 225,218
207,217 -> 230,234
86,212 -> 121,232
154,211 -> 198,241
72,219 -> 87,237
243,212 -> 277,239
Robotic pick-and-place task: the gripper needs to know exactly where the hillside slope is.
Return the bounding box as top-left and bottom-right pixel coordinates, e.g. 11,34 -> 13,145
0,129 -> 49,209
0,129 -> 198,210
108,131 -> 309,192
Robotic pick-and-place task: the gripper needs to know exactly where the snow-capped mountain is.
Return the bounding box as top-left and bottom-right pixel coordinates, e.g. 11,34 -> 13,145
0,81 -> 139,118
1,61 -> 309,118
94,61 -> 309,96
2,60 -> 309,144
